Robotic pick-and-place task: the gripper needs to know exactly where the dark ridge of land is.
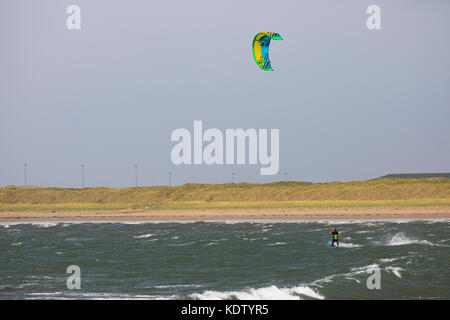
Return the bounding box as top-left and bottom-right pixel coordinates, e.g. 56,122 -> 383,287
380,173 -> 450,179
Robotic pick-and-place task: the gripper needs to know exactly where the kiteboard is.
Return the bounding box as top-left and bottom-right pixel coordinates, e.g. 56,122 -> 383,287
328,243 -> 338,248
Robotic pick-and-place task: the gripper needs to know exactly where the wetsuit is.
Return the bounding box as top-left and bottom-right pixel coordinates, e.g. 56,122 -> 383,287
331,231 -> 339,247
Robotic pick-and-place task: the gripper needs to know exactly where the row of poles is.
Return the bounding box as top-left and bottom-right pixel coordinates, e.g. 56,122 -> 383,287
21,164 -> 288,188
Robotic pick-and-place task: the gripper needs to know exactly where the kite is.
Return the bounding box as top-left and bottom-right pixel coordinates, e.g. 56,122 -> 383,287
252,32 -> 283,71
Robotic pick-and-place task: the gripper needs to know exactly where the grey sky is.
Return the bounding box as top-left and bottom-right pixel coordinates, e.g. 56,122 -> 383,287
1,0 -> 449,187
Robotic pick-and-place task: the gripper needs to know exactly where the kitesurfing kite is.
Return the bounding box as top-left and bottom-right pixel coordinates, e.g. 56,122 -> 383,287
252,32 -> 283,71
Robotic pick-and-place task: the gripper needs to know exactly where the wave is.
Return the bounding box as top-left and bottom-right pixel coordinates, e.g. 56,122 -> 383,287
310,262 -> 404,285
26,292 -> 174,300
154,284 -> 204,289
310,264 -> 381,287
319,220 -> 370,226
378,257 -> 405,263
387,232 -> 433,246
349,264 -> 380,275
204,239 -> 229,246
31,222 -> 59,228
267,242 -> 288,246
326,242 -> 361,248
133,233 -> 154,239
362,222 -> 377,227
385,266 -> 403,278
187,284 -> 324,300
243,237 -> 268,241
351,264 -> 403,279
338,242 -> 362,248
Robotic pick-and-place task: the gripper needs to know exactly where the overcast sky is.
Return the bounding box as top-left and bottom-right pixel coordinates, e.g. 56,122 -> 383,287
1,0 -> 449,187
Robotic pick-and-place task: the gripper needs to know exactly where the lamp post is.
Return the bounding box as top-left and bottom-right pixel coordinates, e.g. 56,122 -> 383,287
24,164 -> 27,186
231,172 -> 235,184
284,172 -> 288,181
81,164 -> 85,188
134,165 -> 138,187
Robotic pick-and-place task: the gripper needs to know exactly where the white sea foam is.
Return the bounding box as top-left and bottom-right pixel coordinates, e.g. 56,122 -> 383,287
3,218 -> 448,227
189,284 -> 324,300
133,233 -> 154,239
309,264 -> 378,285
154,284 -> 204,289
379,257 -> 400,263
385,266 -> 403,278
176,241 -> 199,246
319,263 -> 405,283
338,242 -> 362,248
309,275 -> 335,287
387,232 -> 433,246
349,264 -> 380,275
320,220 -> 368,225
31,222 -> 59,228
267,242 -> 288,246
204,239 -> 228,246
249,237 -> 268,241
27,292 -> 174,300
28,292 -> 64,296
344,277 -> 361,284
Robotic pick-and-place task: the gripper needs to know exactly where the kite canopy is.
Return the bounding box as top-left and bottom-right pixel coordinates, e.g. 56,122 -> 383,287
252,32 -> 283,71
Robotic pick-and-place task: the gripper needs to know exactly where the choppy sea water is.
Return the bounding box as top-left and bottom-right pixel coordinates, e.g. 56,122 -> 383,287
0,220 -> 449,300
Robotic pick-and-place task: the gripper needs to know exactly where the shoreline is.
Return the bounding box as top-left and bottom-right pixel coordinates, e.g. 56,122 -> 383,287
1,206 -> 449,222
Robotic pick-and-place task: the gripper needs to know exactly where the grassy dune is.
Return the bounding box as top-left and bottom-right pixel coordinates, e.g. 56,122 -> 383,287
0,178 -> 449,212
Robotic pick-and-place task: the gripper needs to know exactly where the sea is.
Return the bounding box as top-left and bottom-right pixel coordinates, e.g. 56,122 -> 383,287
1,219 -> 449,299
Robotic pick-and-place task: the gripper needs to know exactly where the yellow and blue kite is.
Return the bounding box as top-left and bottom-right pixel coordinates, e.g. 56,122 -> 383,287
252,32 -> 283,71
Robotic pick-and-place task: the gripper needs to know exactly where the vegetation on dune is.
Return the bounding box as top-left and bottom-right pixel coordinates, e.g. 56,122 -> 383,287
0,178 -> 449,211
1,199 -> 450,212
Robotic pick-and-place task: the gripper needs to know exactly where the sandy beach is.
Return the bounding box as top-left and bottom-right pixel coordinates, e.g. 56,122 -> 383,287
1,206 -> 449,222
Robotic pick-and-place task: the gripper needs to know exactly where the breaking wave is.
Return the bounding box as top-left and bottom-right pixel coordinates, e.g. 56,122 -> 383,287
267,242 -> 288,246
133,233 -> 154,239
385,266 -> 403,278
338,242 -> 362,248
186,285 -> 324,300
387,232 -> 433,246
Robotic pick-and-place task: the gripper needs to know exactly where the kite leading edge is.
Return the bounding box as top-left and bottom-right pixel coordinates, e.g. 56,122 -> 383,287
252,32 -> 283,71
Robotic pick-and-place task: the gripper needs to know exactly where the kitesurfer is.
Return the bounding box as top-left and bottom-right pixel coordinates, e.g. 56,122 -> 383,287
330,229 -> 339,247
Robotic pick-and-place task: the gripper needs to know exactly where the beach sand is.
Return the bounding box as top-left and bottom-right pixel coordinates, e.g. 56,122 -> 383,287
1,206 -> 449,222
